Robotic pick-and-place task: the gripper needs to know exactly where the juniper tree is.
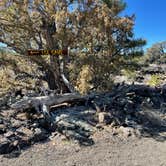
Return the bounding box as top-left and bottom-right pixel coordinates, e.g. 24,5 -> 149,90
0,0 -> 146,93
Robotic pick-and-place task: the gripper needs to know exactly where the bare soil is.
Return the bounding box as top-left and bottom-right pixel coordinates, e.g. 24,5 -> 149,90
1,128 -> 166,166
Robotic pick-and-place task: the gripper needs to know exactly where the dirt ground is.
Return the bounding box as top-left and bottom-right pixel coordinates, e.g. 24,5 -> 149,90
0,128 -> 166,166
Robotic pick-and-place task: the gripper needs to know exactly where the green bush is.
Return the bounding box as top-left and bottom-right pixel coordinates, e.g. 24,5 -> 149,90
147,74 -> 162,87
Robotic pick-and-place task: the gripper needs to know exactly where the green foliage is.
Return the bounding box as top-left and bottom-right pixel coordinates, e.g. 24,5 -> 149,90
147,74 -> 162,87
0,0 -> 146,93
145,41 -> 166,64
68,53 -> 116,93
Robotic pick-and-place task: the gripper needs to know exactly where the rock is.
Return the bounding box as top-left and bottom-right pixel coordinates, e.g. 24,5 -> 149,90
12,140 -> 19,147
16,113 -> 28,121
98,112 -> 112,125
11,119 -> 23,128
57,120 -> 76,130
16,127 -> 33,138
15,127 -> 34,148
32,128 -> 48,142
0,124 -> 6,134
0,137 -> 14,154
4,131 -> 15,138
118,126 -> 134,137
0,109 -> 15,118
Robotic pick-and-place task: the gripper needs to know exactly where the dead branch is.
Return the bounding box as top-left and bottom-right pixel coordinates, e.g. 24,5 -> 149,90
11,93 -> 86,111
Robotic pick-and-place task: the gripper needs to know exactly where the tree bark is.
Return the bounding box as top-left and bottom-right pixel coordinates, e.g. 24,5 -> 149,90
44,69 -> 58,90
43,22 -> 76,93
11,93 -> 86,111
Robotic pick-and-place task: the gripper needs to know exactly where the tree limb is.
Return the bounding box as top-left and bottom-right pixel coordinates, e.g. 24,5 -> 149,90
11,93 -> 86,111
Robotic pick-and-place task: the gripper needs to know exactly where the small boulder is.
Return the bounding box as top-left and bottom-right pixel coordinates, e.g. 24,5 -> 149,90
118,126 -> 134,137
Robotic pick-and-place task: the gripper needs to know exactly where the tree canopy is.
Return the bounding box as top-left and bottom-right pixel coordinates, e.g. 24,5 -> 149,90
0,0 -> 146,93
146,41 -> 166,64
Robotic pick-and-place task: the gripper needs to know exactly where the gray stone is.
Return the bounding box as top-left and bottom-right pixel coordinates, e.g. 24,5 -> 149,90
0,124 -> 6,134
16,127 -> 33,138
0,137 -> 13,154
11,118 -> 26,129
16,112 -> 28,121
118,126 -> 134,137
4,131 -> 15,138
32,128 -> 48,142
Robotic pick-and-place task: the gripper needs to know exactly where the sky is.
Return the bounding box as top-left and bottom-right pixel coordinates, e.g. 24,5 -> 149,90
123,0 -> 166,49
0,0 -> 166,50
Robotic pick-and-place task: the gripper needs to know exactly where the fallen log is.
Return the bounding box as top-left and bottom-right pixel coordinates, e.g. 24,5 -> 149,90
11,93 -> 86,124
11,93 -> 86,111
